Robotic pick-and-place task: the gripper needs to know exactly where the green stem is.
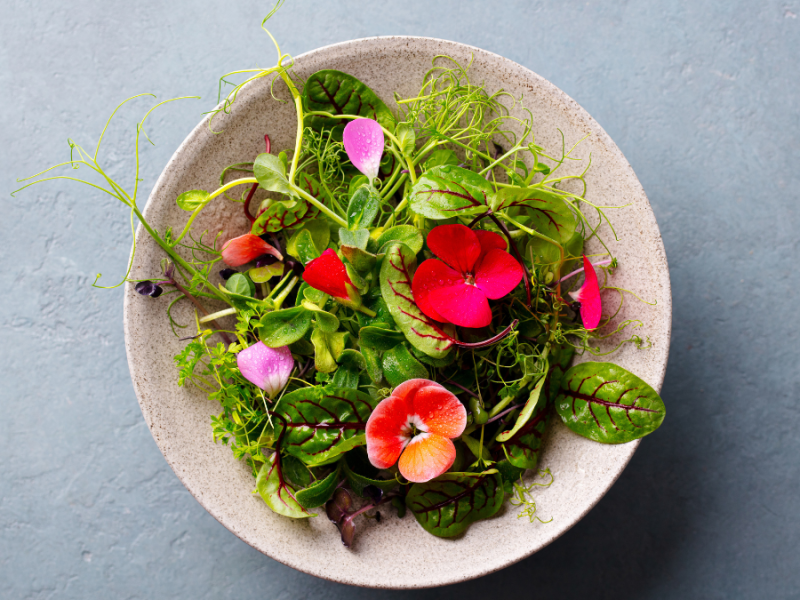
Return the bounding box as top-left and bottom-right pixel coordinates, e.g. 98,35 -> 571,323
290,181 -> 347,227
199,307 -> 237,323
273,276 -> 299,309
171,177 -> 258,245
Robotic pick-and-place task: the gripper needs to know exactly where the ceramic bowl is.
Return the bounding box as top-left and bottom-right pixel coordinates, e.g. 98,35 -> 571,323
123,36 -> 671,589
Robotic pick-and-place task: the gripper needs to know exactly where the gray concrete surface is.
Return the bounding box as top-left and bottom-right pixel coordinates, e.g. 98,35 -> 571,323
1,0 -> 798,598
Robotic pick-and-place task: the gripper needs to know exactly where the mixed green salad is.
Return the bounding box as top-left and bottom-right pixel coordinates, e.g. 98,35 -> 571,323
15,7 -> 665,546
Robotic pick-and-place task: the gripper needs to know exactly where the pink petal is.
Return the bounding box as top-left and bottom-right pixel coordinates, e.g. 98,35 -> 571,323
474,229 -> 507,254
236,342 -> 294,398
569,255 -> 602,330
221,234 -> 283,267
474,248 -> 524,299
426,224 -> 481,274
398,434 -> 456,483
365,394 -> 414,469
411,258 -> 463,323
413,385 -> 467,439
302,248 -> 352,299
342,118 -> 385,180
429,282 -> 492,328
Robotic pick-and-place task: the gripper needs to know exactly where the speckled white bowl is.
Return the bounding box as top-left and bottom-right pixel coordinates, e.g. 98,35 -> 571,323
124,37 -> 671,589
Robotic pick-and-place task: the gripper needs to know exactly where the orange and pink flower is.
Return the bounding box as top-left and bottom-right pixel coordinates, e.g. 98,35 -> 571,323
365,379 -> 467,483
412,224 -> 524,328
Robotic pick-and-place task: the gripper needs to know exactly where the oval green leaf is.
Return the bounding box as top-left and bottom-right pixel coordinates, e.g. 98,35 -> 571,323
295,467 -> 342,509
409,165 -> 493,219
256,453 -> 315,518
382,344 -> 429,387
274,387 -> 378,465
555,362 -> 666,443
376,225 -> 423,255
303,70 -> 396,134
379,242 -> 454,359
406,470 -> 504,538
257,306 -> 312,347
176,189 -> 209,211
347,185 -> 381,230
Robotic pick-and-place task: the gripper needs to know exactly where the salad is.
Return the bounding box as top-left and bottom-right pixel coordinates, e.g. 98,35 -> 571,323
15,8 -> 665,547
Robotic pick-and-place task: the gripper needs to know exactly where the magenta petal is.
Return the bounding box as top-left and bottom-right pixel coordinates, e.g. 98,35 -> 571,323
342,118 -> 385,180
474,248 -> 524,299
237,342 -> 294,398
569,255 -> 602,330
412,259 -> 462,323
428,283 -> 492,328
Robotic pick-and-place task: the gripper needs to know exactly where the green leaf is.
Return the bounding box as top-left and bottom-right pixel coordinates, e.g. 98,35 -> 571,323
379,242 -> 454,359
395,122 -> 416,155
258,306 -> 312,347
494,389 -> 550,470
301,300 -> 339,333
287,221 -> 329,265
343,451 -> 398,497
176,189 -> 209,211
361,346 -> 384,384
303,70 -> 396,135
376,225 -> 423,255
249,262 -> 284,283
225,272 -> 254,297
329,349 -> 365,389
274,387 -> 378,465
310,328 -> 347,373
409,165 -> 493,219
496,374 -> 546,443
347,185 -> 381,230
496,187 -> 575,243
461,433 -> 492,462
295,467 -> 342,509
256,453 -> 315,518
251,173 -> 326,234
555,362 -> 666,443
423,148 -> 459,171
406,470 -> 504,537
340,245 -> 376,273
253,153 -> 294,196
382,344 -> 429,387
338,227 -> 370,250
359,326 -> 405,352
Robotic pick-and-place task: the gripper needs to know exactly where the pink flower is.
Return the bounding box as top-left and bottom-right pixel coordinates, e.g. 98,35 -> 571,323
237,342 -> 294,398
221,234 -> 282,267
366,379 -> 467,483
412,225 -> 524,328
569,255 -> 602,330
342,118 -> 384,180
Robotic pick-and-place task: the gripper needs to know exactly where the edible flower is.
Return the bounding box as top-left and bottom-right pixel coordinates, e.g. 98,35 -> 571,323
568,255 -> 602,330
302,248 -> 364,310
412,224 -> 524,328
221,233 -> 283,267
366,379 -> 467,483
237,342 -> 294,399
342,118 -> 384,180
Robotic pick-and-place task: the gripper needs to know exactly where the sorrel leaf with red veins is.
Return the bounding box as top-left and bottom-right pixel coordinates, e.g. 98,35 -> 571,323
554,362 -> 665,443
409,165 -> 494,219
256,452 -> 316,518
379,242 -> 454,359
302,70 -> 396,135
496,187 -> 575,243
406,470 -> 504,537
251,173 -> 327,234
273,387 -> 379,466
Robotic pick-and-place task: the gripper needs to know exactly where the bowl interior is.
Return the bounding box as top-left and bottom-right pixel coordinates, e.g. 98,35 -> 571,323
124,37 -> 671,589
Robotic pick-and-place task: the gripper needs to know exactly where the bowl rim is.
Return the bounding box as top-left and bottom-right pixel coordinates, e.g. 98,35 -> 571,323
124,34 -> 672,588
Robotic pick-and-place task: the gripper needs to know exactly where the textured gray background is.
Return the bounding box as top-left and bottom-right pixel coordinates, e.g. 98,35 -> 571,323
2,0 -> 798,598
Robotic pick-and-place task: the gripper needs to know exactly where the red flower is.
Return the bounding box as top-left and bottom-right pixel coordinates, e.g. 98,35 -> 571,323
569,255 -> 602,330
412,224 -> 524,328
302,248 -> 354,300
366,379 -> 467,483
221,233 -> 282,267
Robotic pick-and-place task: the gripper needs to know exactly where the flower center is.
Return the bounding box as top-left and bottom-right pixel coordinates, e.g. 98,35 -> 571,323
464,273 -> 476,286
400,414 -> 429,444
